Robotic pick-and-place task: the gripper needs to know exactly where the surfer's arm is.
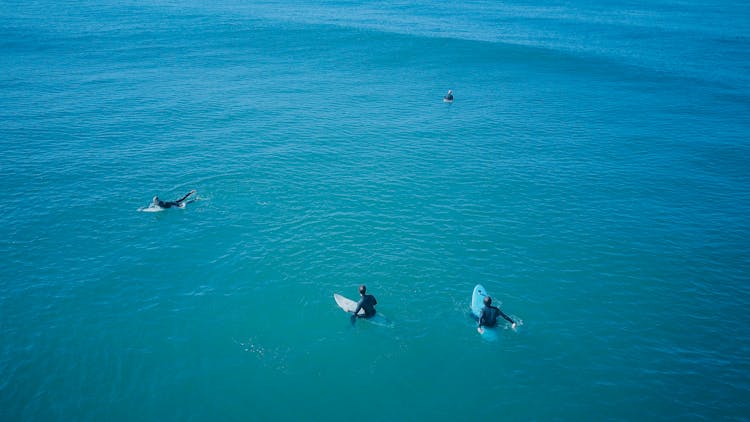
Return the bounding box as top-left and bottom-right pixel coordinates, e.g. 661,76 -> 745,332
175,190 -> 195,203
498,309 -> 514,325
352,300 -> 363,317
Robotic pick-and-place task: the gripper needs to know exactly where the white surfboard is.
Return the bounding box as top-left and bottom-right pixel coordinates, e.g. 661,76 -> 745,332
471,284 -> 488,317
334,293 -> 392,327
139,203 -> 187,212
334,293 -> 366,315
139,205 -> 165,212
471,284 -> 497,340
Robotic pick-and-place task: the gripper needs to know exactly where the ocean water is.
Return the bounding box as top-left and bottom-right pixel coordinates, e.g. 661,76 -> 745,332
1,0 -> 749,420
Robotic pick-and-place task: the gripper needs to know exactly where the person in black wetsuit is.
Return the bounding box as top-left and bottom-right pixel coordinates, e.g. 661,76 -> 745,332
444,90 -> 454,102
152,190 -> 196,209
351,285 -> 377,322
478,296 -> 516,334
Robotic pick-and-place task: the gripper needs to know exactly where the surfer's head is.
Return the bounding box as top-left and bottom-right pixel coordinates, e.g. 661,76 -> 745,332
483,296 -> 492,306
152,196 -> 159,204
359,285 -> 367,295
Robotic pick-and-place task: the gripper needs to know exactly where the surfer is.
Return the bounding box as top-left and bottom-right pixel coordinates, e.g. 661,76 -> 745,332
443,90 -> 454,102
351,285 -> 377,322
477,296 -> 516,334
152,190 -> 196,209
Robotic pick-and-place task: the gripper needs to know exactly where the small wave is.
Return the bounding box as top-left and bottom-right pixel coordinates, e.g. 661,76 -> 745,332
508,316 -> 523,331
232,337 -> 290,373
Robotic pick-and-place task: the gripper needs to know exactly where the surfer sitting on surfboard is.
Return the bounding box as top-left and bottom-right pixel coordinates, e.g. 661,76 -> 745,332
152,190 -> 196,209
478,296 -> 516,333
444,90 -> 454,102
352,285 -> 377,320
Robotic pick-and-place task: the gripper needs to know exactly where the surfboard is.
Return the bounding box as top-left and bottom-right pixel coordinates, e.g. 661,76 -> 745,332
471,284 -> 488,318
139,205 -> 165,212
333,293 -> 392,327
471,284 -> 497,340
139,202 -> 188,212
334,293 -> 366,316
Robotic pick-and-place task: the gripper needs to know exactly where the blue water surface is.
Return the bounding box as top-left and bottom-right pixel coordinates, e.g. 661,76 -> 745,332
1,0 -> 749,420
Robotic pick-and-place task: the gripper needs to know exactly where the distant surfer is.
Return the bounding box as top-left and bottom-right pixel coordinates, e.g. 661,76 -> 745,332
443,89 -> 454,103
477,296 -> 515,334
152,190 -> 196,209
351,285 -> 377,323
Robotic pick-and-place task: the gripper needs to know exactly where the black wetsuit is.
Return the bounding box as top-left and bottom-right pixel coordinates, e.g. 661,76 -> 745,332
157,200 -> 179,209
353,294 -> 377,318
478,305 -> 514,328
444,94 -> 454,101
157,191 -> 194,209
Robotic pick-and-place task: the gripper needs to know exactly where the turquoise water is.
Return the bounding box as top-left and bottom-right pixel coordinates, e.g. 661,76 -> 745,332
2,0 -> 749,419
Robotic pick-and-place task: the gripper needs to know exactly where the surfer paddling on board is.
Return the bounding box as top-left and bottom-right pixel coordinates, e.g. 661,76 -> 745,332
351,285 -> 377,324
443,89 -> 454,102
477,296 -> 516,334
152,190 -> 196,209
